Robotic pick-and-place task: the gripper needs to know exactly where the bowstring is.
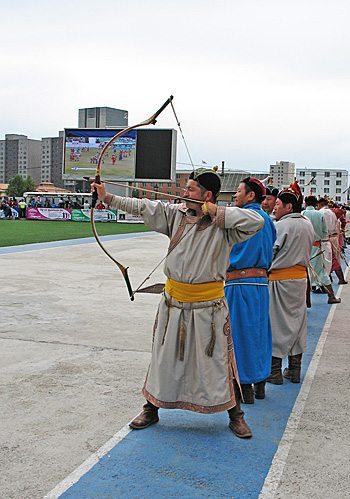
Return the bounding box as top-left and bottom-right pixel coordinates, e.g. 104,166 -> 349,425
170,101 -> 195,172
133,222 -> 197,294
134,97 -> 198,294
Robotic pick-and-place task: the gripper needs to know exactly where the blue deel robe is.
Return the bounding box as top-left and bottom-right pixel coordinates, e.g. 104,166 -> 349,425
225,203 -> 276,384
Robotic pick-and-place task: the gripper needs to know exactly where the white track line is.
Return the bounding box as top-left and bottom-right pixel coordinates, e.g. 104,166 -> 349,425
45,267 -> 349,499
259,266 -> 349,499
44,424 -> 132,498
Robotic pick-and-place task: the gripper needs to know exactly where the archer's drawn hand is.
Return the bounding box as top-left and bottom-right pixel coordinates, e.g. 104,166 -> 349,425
202,201 -> 217,219
91,181 -> 107,202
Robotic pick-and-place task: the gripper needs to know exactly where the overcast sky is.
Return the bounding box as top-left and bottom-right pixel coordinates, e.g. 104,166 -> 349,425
1,0 -> 350,173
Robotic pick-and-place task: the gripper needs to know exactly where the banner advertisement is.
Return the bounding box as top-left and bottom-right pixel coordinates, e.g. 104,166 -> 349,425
27,208 -> 118,222
71,209 -> 117,222
27,208 -> 72,220
117,210 -> 144,223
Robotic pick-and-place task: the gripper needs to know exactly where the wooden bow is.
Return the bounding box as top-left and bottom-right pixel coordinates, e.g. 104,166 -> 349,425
91,96 -> 174,301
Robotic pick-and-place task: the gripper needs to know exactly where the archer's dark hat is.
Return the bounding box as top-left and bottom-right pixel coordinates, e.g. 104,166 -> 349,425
265,185 -> 279,197
242,177 -> 266,198
278,180 -> 303,204
189,168 -> 221,197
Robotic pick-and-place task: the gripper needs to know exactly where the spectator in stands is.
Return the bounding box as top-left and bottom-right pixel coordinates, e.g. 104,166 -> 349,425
1,202 -> 13,219
18,199 -> 27,218
96,201 -> 105,210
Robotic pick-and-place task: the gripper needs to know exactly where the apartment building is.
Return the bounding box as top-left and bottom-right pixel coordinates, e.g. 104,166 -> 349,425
78,107 -> 128,128
296,168 -> 348,203
41,135 -> 65,188
0,134 -> 42,184
269,161 -> 295,188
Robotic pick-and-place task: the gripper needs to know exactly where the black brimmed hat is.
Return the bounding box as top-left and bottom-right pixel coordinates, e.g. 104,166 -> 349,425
189,168 -> 221,197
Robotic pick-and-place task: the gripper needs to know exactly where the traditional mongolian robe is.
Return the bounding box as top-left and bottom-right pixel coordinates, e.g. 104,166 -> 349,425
346,210 -> 350,242
269,213 -> 314,358
224,203 -> 276,384
320,207 -> 340,273
302,206 -> 331,287
107,195 -> 264,413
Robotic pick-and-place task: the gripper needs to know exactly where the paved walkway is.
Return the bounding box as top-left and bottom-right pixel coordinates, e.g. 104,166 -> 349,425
1,234 -> 349,498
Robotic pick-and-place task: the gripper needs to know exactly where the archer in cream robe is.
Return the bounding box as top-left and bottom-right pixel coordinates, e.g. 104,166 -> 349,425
107,196 -> 264,413
269,213 -> 314,358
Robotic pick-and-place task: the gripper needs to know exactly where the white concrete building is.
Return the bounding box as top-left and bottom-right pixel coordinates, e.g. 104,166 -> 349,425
269,161 -> 295,188
296,168 -> 349,203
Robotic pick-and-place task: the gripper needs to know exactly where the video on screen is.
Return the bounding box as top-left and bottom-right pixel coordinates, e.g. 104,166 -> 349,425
64,129 -> 136,180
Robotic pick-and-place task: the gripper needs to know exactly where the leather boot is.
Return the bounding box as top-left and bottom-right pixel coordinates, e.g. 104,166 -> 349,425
129,401 -> 159,430
266,356 -> 283,384
325,284 -> 341,304
228,381 -> 252,438
254,380 -> 266,399
335,269 -> 348,285
283,354 -> 302,383
241,383 -> 254,404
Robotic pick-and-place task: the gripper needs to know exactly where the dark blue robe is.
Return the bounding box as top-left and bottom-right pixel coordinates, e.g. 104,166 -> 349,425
225,203 -> 276,384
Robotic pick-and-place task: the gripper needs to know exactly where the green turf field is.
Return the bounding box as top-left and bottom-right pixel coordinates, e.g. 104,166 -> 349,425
0,220 -> 150,247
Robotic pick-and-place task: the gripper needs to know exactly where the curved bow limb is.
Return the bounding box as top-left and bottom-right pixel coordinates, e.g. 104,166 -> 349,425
90,96 -> 174,301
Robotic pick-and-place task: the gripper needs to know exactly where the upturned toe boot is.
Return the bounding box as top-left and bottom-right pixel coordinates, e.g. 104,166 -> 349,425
241,383 -> 255,404
335,269 -> 348,285
228,382 -> 253,438
129,401 -> 159,430
266,356 -> 283,384
325,284 -> 341,304
283,354 -> 302,383
254,380 -> 266,399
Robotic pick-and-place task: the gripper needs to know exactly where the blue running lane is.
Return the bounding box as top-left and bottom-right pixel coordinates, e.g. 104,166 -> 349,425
58,259 -> 347,498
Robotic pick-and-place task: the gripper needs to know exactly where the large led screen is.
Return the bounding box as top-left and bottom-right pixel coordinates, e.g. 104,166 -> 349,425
64,128 -> 136,180
63,128 -> 177,181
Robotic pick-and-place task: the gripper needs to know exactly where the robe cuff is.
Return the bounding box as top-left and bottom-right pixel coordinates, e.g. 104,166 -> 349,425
104,193 -> 114,205
215,206 -> 226,228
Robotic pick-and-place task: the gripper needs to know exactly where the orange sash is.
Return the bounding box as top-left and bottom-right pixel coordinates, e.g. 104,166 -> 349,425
269,264 -> 307,281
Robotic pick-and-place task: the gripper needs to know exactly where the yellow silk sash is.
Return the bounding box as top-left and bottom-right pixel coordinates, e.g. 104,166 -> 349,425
165,278 -> 224,302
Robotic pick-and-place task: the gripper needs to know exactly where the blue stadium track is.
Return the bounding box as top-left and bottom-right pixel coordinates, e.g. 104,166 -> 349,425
51,242 -> 347,498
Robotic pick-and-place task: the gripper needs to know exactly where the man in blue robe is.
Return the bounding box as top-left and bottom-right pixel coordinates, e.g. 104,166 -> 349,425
225,178 -> 276,403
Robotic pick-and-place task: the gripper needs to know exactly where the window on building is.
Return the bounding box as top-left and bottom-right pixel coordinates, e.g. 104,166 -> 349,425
324,180 -> 329,185
336,188 -> 341,193
176,183 -> 180,188
336,180 -> 341,185
336,172 -> 342,177
335,196 -> 341,201
299,171 -> 305,177
176,174 -> 180,179
324,171 -> 330,177
168,182 -> 172,187
299,179 -> 305,184
311,172 -> 317,177
324,188 -> 329,193
176,192 -> 180,196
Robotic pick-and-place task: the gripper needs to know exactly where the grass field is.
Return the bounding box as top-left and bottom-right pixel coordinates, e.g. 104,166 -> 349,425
0,220 -> 151,247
